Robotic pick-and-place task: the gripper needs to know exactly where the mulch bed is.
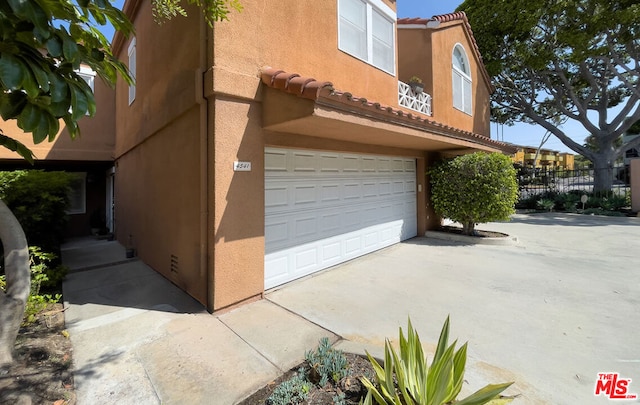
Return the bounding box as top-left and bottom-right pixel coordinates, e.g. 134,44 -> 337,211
0,304 -> 75,405
439,225 -> 509,238
239,353 -> 375,405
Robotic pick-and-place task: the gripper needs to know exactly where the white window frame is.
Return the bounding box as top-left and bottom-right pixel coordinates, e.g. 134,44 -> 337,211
452,43 -> 472,115
67,172 -> 87,215
77,65 -> 96,92
76,66 -> 96,115
128,38 -> 136,105
338,0 -> 396,75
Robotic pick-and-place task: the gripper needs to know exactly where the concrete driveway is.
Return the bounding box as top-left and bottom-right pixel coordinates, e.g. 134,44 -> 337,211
63,213 -> 640,404
267,213 -> 640,404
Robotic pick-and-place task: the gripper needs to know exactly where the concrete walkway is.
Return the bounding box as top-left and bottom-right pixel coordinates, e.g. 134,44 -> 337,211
62,213 -> 640,404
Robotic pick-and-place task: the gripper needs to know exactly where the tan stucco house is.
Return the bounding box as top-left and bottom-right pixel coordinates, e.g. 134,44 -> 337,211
1,0 -> 516,313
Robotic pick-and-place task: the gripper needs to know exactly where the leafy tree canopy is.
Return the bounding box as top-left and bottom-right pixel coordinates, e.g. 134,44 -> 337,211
0,0 -> 241,163
152,0 -> 242,27
0,0 -> 134,163
458,0 -> 640,191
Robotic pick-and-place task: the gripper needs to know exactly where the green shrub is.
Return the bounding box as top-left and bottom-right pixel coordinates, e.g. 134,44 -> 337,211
305,336 -> 349,386
536,198 -> 555,212
267,368 -> 311,405
430,153 -> 519,235
0,246 -> 63,325
267,338 -> 350,404
361,318 -> 513,405
554,193 -> 580,212
0,170 -> 73,252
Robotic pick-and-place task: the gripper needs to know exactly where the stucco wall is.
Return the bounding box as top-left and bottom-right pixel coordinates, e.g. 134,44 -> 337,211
113,0 -> 205,305
0,77 -> 116,161
115,106 -> 204,304
212,0 -> 399,107
114,0 -> 201,158
424,22 -> 491,136
210,97 -> 265,310
397,27 -> 434,102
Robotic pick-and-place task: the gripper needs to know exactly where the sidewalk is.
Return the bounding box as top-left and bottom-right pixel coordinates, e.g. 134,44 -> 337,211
62,239 -> 342,404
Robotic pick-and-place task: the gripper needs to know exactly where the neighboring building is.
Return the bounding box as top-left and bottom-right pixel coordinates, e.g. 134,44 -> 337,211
0,66 -> 116,237
511,145 -> 574,170
2,1 -> 515,312
622,134 -> 639,166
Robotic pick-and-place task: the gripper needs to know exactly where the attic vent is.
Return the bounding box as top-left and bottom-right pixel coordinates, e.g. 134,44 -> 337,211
170,254 -> 179,273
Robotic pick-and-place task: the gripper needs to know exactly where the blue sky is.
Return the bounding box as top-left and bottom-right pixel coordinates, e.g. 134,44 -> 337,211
103,0 -> 582,153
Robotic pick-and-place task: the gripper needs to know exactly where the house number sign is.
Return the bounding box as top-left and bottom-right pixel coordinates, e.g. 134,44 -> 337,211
233,161 -> 251,171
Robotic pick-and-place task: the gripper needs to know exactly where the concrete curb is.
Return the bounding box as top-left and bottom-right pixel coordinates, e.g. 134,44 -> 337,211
424,230 -> 518,246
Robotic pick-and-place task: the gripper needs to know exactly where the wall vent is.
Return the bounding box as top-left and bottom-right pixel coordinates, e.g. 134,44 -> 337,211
170,254 -> 179,273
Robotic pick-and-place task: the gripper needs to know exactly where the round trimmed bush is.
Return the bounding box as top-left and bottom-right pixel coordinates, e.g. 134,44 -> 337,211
430,152 -> 519,235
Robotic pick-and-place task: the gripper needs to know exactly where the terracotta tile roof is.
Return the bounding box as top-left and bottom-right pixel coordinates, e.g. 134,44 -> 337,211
397,12 -> 492,91
261,68 -> 516,154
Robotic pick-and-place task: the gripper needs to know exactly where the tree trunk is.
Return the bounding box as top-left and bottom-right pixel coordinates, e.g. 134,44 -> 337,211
462,221 -> 476,236
0,199 -> 30,367
592,154 -> 615,194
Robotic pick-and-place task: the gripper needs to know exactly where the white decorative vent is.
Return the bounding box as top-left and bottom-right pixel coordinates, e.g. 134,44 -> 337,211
398,81 -> 432,116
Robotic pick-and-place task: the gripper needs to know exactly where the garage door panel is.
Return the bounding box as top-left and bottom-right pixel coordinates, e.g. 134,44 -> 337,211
265,148 -> 417,289
265,185 -> 288,208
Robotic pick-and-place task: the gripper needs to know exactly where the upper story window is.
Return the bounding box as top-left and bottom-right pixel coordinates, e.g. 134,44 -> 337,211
76,66 -> 96,115
77,66 -> 95,92
128,38 -> 136,105
338,0 -> 396,75
452,44 -> 472,115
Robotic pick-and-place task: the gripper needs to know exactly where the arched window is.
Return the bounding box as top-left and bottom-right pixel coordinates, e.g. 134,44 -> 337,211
452,44 -> 472,115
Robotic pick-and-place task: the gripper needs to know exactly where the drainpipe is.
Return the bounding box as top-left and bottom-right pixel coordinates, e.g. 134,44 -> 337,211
197,15 -> 211,312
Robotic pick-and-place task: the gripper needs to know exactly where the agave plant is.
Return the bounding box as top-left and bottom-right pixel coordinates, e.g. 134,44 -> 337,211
360,317 -> 514,405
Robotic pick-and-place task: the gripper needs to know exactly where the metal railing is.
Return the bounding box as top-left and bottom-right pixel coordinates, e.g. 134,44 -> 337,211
517,166 -> 630,199
398,81 -> 432,116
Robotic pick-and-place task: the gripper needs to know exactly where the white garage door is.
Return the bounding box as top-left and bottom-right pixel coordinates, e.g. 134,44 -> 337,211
265,148 -> 417,289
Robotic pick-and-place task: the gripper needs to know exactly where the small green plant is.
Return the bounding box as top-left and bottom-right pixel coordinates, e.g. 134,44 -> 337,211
409,76 -> 423,84
536,198 -> 555,212
554,193 -> 580,212
0,246 -> 64,325
267,368 -> 312,405
305,336 -> 349,386
333,392 -> 347,405
361,317 -> 513,405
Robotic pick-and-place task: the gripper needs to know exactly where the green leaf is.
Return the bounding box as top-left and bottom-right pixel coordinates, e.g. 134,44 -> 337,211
46,36 -> 63,57
456,383 -> 514,405
69,82 -> 89,120
18,103 -> 41,133
48,72 -> 69,103
61,29 -> 79,61
62,114 -> 79,139
32,109 -> 52,143
0,133 -> 35,164
0,91 -> 28,120
433,316 -> 450,363
0,54 -> 26,90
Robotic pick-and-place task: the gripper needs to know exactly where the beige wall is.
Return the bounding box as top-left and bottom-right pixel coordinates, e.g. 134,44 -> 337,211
113,0 -> 206,305
398,22 -> 492,136
115,106 -> 205,303
0,77 -> 116,161
211,0 -> 400,108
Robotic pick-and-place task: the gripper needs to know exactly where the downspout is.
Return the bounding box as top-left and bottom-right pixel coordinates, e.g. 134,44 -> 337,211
197,15 -> 211,312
